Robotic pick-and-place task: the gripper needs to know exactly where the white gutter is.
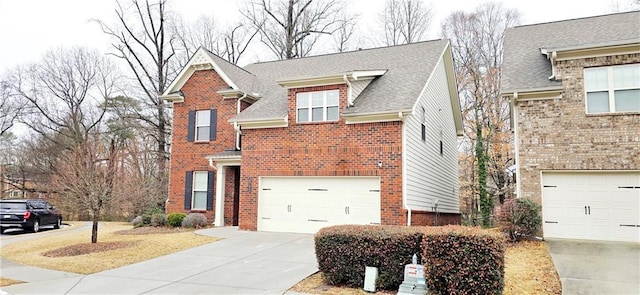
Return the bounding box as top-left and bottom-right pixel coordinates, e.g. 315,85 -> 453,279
343,74 -> 354,106
540,48 -> 558,80
235,93 -> 247,150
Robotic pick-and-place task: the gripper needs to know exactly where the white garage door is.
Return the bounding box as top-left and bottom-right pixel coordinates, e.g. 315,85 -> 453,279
258,177 -> 381,233
542,172 -> 640,243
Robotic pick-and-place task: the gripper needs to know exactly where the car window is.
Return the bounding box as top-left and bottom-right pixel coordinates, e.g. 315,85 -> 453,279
0,202 -> 27,210
29,201 -> 46,209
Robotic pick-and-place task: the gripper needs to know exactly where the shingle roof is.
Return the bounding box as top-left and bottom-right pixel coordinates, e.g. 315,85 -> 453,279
230,39 -> 449,122
203,50 -> 259,93
501,11 -> 640,92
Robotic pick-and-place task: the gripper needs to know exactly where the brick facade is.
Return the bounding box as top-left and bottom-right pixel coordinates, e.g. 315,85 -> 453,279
516,54 -> 640,204
238,84 -> 406,230
166,70 -> 241,222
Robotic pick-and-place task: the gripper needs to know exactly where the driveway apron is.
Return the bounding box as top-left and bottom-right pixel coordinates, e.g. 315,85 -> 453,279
1,227 -> 318,294
546,239 -> 640,295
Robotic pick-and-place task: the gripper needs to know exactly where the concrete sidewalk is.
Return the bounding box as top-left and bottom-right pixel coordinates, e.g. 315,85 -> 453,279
546,239 -> 640,295
1,227 -> 318,294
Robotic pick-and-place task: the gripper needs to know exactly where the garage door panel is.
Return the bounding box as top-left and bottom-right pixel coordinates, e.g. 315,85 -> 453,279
542,172 -> 640,243
258,177 -> 381,233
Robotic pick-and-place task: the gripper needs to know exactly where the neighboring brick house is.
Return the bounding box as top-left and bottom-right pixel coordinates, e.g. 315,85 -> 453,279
162,40 -> 463,233
501,12 -> 640,242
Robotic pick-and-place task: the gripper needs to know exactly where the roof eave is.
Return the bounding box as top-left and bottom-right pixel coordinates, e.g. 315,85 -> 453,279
276,70 -> 387,88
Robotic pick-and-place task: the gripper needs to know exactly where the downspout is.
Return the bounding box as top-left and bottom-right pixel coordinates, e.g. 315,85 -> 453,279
343,75 -> 354,107
235,93 -> 247,150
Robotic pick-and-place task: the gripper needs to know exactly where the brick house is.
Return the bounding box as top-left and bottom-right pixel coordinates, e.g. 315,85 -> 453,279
501,12 -> 640,242
162,40 -> 463,233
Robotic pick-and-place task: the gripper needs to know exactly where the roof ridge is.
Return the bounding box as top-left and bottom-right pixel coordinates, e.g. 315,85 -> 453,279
510,10 -> 639,30
246,39 -> 447,67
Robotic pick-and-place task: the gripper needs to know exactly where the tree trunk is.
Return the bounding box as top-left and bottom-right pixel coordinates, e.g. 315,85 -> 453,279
91,213 -> 99,243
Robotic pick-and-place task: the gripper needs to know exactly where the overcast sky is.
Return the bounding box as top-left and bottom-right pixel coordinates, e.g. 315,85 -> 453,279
0,0 -> 629,73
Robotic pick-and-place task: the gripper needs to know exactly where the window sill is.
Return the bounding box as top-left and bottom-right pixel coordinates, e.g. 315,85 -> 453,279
295,120 -> 339,125
190,209 -> 208,212
193,140 -> 211,144
586,111 -> 640,117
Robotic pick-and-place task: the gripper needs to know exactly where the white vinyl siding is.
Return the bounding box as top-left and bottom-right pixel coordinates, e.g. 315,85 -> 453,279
585,64 -> 640,114
404,57 -> 460,213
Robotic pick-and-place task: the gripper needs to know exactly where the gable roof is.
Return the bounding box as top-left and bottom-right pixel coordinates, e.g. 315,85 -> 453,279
162,47 -> 258,99
501,11 -> 640,94
233,39 -> 452,122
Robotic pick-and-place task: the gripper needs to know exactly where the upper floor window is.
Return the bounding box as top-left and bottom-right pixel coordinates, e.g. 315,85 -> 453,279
296,90 -> 339,123
187,109 -> 217,142
195,110 -> 210,141
585,64 -> 640,114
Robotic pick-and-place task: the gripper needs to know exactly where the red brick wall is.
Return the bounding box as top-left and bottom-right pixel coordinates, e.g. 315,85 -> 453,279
239,84 -> 405,230
410,211 -> 461,226
166,69 -> 239,222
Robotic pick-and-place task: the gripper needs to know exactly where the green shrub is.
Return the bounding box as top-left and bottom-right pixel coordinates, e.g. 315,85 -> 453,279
131,216 -> 144,227
150,213 -> 166,227
422,225 -> 505,295
495,198 -> 542,242
166,213 -> 187,227
181,213 -> 208,228
315,225 -> 423,290
142,207 -> 164,225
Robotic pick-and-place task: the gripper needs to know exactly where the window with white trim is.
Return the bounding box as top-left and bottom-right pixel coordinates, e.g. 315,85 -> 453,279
192,171 -> 208,210
296,90 -> 339,122
195,110 -> 210,141
585,64 -> 640,114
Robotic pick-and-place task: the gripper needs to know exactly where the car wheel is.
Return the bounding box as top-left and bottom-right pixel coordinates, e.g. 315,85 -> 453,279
54,217 -> 62,229
31,220 -> 40,233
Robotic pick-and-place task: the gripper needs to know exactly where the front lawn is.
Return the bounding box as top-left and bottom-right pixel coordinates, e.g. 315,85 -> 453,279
0,222 -> 217,274
290,240 -> 561,295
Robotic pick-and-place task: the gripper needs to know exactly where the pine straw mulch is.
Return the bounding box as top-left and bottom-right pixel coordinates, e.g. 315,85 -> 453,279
40,226 -> 202,257
42,241 -> 133,257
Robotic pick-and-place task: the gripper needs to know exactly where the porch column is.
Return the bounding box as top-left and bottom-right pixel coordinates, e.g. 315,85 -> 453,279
214,164 -> 225,227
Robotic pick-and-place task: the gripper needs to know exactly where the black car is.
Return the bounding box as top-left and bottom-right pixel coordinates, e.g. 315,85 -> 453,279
0,199 -> 63,233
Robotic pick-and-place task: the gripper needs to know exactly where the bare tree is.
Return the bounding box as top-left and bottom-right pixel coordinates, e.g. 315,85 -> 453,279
242,0 -> 353,59
609,0 -> 640,12
54,136 -> 117,243
379,0 -> 433,46
10,47 -> 116,146
174,15 -> 259,65
0,77 -> 24,137
441,2 -> 520,226
332,12 -> 359,52
95,0 -> 175,207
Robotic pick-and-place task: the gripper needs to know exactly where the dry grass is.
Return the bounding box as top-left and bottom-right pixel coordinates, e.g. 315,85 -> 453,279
290,240 -> 561,295
504,240 -> 562,295
0,277 -> 24,287
0,222 -> 217,274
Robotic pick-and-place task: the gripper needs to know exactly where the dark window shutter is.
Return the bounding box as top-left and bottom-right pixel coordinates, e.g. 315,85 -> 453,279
184,171 -> 193,210
206,171 -> 215,210
187,110 -> 195,142
209,109 -> 217,141
421,124 -> 426,141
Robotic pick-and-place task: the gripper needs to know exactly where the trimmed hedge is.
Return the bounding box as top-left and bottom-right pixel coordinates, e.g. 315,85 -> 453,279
314,225 -> 505,293
422,226 -> 505,295
166,212 -> 187,227
315,225 -> 423,289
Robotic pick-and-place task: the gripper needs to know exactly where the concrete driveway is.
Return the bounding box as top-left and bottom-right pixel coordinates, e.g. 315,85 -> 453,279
0,226 -> 318,294
546,239 -> 640,294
